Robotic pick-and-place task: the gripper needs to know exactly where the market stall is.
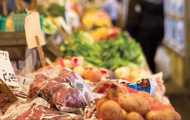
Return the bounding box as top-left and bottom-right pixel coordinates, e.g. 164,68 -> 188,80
0,0 -> 182,120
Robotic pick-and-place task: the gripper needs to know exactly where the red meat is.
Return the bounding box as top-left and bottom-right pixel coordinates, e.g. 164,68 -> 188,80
52,88 -> 87,110
29,74 -> 48,98
29,69 -> 88,111
16,105 -> 82,120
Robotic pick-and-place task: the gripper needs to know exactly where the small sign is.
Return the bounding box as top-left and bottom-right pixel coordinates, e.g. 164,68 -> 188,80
25,11 -> 46,49
0,51 -> 19,87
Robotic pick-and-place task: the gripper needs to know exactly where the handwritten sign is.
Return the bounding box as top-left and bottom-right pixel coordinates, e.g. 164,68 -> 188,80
0,50 -> 18,87
25,11 -> 46,49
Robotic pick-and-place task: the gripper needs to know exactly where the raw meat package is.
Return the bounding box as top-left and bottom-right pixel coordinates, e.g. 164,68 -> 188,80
29,68 -> 93,112
0,92 -> 12,114
0,97 -> 49,120
0,80 -> 18,114
16,105 -> 82,120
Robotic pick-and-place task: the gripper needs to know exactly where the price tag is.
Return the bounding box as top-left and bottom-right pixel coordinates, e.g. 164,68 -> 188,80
24,11 -> 46,49
0,50 -> 19,87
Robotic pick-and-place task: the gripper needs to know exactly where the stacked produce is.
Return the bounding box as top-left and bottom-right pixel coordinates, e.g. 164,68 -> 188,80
0,1 -> 182,120
0,58 -> 181,120
96,89 -> 180,120
60,31 -> 146,70
86,77 -> 181,120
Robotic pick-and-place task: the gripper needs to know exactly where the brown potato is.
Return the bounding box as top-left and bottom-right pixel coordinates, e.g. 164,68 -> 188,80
122,109 -> 128,120
146,109 -> 181,120
117,93 -> 150,115
126,112 -> 144,120
146,111 -> 162,120
162,109 -> 181,120
98,100 -> 125,120
96,98 -> 108,114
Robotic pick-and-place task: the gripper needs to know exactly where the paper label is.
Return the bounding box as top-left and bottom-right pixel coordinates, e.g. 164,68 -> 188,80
0,51 -> 19,87
25,11 -> 46,49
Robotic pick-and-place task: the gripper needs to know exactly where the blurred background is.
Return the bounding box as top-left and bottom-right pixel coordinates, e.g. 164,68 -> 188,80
0,0 -> 190,119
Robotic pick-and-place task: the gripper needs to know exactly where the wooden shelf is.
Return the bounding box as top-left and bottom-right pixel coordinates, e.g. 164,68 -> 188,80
0,32 -> 26,46
0,32 -> 26,60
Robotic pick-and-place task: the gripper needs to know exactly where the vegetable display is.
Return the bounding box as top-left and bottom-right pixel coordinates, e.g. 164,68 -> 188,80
60,31 -> 146,70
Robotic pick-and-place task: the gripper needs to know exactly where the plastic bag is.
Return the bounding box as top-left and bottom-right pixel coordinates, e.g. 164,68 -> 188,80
16,105 -> 82,120
0,97 -> 49,120
29,68 -> 93,112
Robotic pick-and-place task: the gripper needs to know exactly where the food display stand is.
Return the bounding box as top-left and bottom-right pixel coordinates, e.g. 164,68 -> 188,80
0,0 -> 183,119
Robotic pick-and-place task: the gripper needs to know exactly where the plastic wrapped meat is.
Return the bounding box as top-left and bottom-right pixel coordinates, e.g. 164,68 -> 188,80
29,69 -> 92,111
52,88 -> 87,112
29,74 -> 49,98
0,89 -> 18,114
29,70 -> 71,98
16,105 -> 82,120
0,97 -> 49,120
0,93 -> 9,108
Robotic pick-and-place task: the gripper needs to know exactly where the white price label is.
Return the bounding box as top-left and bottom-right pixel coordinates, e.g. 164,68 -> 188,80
25,11 -> 46,49
0,50 -> 19,87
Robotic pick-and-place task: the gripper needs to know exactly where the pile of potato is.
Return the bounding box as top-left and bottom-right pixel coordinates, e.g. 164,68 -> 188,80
96,87 -> 181,120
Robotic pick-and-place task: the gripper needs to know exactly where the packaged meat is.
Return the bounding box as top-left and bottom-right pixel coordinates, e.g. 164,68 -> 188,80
0,80 -> 18,114
16,105 -> 82,120
29,68 -> 93,112
0,97 -> 49,120
84,102 -> 97,120
52,88 -> 87,112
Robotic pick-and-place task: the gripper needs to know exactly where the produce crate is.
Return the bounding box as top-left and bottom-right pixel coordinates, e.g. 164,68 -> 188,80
0,32 -> 26,60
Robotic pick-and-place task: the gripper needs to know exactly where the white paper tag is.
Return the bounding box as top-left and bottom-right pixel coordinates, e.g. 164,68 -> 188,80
25,11 -> 46,49
0,50 -> 19,87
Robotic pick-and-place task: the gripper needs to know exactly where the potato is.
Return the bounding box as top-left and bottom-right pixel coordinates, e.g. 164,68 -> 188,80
163,109 -> 181,120
117,93 -> 150,115
122,109 -> 128,120
98,100 -> 125,120
126,112 -> 144,120
146,111 -> 162,120
146,109 -> 181,120
96,98 -> 108,113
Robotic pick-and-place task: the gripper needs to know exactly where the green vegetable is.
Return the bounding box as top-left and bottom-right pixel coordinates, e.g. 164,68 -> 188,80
60,31 -> 146,69
48,3 -> 65,17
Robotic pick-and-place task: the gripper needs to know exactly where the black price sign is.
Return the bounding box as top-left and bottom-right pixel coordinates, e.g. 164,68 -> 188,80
0,50 -> 18,86
2,70 -> 17,82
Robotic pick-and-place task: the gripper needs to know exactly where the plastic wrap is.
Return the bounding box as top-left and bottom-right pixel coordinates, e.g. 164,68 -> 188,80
16,105 -> 82,120
84,102 -> 97,120
116,73 -> 166,97
95,73 -> 169,105
0,97 -> 49,120
29,68 -> 93,112
0,92 -> 12,114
